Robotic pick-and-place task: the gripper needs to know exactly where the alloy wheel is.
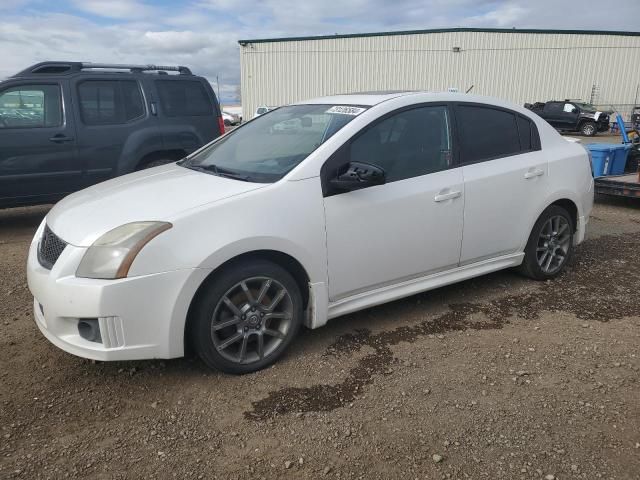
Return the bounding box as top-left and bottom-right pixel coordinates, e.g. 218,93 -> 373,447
536,215 -> 571,274
210,276 -> 293,365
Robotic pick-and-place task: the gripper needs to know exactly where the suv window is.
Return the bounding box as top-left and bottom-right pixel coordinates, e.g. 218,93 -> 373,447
0,84 -> 62,128
455,105 -> 520,163
544,102 -> 563,113
349,106 -> 452,182
78,80 -> 144,125
156,80 -> 212,117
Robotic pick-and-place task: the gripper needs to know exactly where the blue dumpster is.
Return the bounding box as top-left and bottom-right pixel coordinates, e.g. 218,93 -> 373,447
585,143 -> 632,177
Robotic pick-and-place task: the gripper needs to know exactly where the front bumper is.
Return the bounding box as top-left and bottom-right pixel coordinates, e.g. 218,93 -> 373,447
27,227 -> 208,361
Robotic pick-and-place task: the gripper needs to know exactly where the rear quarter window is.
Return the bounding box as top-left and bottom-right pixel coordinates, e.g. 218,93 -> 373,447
516,116 -> 533,151
78,80 -> 144,125
156,80 -> 213,117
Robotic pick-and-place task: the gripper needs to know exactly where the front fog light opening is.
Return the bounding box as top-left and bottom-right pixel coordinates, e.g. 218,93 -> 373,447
78,319 -> 102,343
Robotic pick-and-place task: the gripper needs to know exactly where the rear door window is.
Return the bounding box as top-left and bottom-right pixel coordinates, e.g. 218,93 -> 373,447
0,84 -> 62,128
156,80 -> 213,117
455,105 -> 521,163
78,80 -> 144,125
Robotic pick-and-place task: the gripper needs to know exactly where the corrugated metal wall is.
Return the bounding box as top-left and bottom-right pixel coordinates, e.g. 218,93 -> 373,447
240,31 -> 640,120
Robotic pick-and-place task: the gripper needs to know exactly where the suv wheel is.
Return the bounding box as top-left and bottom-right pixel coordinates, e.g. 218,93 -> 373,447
519,205 -> 574,280
580,121 -> 597,136
190,259 -> 303,374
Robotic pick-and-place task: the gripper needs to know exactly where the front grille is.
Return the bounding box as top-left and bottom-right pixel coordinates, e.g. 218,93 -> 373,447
37,225 -> 68,269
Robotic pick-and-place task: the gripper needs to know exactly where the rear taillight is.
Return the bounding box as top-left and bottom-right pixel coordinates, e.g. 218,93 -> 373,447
217,116 -> 225,135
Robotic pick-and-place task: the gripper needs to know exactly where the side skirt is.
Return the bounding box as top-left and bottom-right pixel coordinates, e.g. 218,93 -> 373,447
325,253 -> 525,322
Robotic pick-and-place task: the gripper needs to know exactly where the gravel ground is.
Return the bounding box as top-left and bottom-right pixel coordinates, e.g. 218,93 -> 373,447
1,197 -> 640,480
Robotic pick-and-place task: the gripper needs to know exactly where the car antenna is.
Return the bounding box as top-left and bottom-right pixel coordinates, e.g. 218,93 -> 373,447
465,85 -> 474,94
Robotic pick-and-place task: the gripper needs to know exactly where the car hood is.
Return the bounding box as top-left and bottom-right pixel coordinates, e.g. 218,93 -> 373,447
47,164 -> 267,246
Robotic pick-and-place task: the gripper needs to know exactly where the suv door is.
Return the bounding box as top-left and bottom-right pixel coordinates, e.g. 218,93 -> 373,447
542,102 -> 565,128
453,103 -> 548,264
71,76 -> 154,185
0,80 -> 78,206
561,102 -> 580,130
322,105 -> 464,301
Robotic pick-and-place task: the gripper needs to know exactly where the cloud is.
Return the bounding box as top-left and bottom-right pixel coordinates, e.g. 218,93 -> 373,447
467,4 -> 529,27
1,0 -> 639,102
137,31 -> 213,54
71,0 -> 157,19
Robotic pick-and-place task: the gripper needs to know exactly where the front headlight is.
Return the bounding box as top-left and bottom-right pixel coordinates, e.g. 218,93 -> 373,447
76,222 -> 172,279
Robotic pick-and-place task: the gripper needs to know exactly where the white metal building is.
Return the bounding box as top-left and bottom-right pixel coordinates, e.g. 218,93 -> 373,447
239,28 -> 640,120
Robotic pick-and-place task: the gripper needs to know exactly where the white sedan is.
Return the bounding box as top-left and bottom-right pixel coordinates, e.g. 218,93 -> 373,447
27,92 -> 594,374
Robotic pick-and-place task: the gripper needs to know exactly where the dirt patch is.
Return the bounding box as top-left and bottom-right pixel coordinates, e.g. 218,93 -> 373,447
246,233 -> 640,420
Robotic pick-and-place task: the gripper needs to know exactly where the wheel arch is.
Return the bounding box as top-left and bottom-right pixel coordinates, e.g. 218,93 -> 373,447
182,249 -> 312,355
549,198 -> 578,232
522,195 -> 580,252
134,149 -> 187,170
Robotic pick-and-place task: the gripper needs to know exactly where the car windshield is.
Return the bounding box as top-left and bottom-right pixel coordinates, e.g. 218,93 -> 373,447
181,104 -> 367,182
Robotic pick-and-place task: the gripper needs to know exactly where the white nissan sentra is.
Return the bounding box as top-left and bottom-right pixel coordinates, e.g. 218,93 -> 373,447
27,92 -> 594,374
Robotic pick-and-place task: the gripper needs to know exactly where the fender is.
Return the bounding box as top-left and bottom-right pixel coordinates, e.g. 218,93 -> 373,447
115,126 -> 166,175
165,237 -> 328,357
116,125 -> 207,175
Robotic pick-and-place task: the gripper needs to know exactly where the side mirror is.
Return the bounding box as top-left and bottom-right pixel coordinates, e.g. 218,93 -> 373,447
329,161 -> 386,191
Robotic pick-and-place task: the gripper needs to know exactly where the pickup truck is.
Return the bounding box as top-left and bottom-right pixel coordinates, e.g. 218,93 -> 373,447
524,100 -> 610,136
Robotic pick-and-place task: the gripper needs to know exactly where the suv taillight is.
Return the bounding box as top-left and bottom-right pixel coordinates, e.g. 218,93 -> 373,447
217,116 -> 225,135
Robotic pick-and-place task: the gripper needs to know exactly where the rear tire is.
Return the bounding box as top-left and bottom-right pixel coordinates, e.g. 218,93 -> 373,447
190,259 -> 303,374
519,205 -> 574,280
580,121 -> 597,137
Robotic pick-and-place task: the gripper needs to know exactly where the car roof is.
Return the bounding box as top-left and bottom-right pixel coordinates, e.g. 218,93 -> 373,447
297,91 -> 533,110
298,91 -> 418,106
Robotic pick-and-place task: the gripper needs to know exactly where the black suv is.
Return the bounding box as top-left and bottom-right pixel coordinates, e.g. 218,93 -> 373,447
0,61 -> 224,208
524,100 -> 610,137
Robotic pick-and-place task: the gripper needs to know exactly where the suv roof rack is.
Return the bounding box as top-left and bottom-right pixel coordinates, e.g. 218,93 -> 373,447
14,61 -> 192,76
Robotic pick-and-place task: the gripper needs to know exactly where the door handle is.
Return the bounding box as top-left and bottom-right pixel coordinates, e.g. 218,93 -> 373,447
524,169 -> 544,179
49,134 -> 74,143
434,190 -> 461,202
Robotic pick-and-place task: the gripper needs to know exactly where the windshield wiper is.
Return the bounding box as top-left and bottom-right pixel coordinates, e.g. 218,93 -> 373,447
188,164 -> 252,182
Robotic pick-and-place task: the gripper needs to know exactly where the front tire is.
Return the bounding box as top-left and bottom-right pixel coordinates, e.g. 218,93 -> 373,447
519,205 -> 574,280
580,121 -> 597,137
190,259 -> 303,374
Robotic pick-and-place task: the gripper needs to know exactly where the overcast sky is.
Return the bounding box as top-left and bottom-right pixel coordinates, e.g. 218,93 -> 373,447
1,0 -> 639,103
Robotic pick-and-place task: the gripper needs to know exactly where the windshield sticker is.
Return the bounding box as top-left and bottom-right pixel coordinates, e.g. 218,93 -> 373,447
326,106 -> 366,116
